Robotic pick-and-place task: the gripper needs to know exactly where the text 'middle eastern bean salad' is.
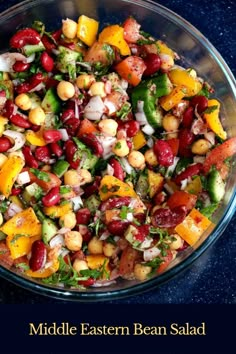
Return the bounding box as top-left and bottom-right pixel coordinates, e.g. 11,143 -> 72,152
0,15 -> 235,288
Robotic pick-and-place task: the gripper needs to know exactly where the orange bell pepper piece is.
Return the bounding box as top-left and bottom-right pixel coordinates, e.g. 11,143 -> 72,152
168,68 -> 202,96
98,24 -> 131,56
167,190 -> 197,211
174,208 -> 213,246
159,85 -> 186,111
0,155 -> 25,197
25,259 -> 59,278
99,175 -> 137,201
203,99 -> 227,140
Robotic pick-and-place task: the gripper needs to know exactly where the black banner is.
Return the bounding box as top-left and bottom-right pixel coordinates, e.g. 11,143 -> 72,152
0,304 -> 235,353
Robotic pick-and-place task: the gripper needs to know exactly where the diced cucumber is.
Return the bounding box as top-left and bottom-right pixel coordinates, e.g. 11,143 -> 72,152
84,194 -> 101,214
41,87 -> 61,114
135,173 -> 149,199
82,155 -> 98,170
52,160 -> 70,178
42,218 -> 58,244
207,170 -> 225,203
22,183 -> 43,203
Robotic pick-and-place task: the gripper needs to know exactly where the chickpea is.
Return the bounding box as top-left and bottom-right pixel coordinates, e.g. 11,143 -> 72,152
112,139 -> 129,157
162,113 -> 180,132
103,242 -> 117,257
169,234 -> 184,250
57,81 -> 75,101
144,148 -> 158,166
128,150 -> 145,169
73,259 -> 89,273
0,153 -> 7,168
88,237 -> 103,255
0,212 -> 3,226
59,212 -> 77,229
76,74 -> 95,89
62,18 -> 78,39
64,170 -> 80,186
159,53 -> 174,71
77,169 -> 93,185
98,119 -> 118,137
28,106 -> 46,125
15,93 -> 32,111
88,82 -> 106,97
134,263 -> 152,281
65,231 -> 83,251
191,139 -> 211,155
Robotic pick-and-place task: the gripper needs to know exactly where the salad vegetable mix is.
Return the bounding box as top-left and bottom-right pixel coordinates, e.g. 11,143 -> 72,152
0,15 -> 235,288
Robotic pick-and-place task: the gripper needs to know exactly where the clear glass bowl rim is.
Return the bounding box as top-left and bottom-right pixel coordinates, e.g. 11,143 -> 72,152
0,0 -> 235,301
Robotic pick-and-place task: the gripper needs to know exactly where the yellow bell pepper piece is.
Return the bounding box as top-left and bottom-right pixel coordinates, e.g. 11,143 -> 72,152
86,254 -> 110,278
148,170 -> 164,198
132,130 -> 147,150
159,85 -> 186,111
25,128 -> 46,146
9,195 -> 24,209
6,234 -> 41,260
203,99 -> 227,140
77,15 -> 99,47
0,116 -> 8,136
0,207 -> 42,238
156,40 -> 175,58
168,69 -> 202,96
25,259 -> 59,278
43,202 -> 72,218
99,175 -> 137,201
98,25 -> 131,56
184,176 -> 202,195
0,155 -> 25,197
175,208 -> 213,246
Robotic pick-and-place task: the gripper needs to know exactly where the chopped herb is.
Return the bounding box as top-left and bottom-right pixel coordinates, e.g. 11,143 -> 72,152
101,185 -> 108,193
200,203 -> 219,218
106,235 -> 117,245
203,105 -> 218,114
15,262 -> 30,271
115,141 -> 122,149
116,102 -> 132,120
10,234 -> 29,244
30,168 -> 50,182
80,268 -> 101,279
145,257 -> 163,276
0,200 -> 9,213
120,206 -> 133,220
60,186 -> 72,195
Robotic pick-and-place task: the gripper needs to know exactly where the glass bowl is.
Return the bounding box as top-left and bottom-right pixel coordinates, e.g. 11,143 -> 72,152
0,0 -> 235,301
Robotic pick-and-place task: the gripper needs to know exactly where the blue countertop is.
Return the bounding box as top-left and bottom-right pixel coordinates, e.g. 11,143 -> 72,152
0,0 -> 235,304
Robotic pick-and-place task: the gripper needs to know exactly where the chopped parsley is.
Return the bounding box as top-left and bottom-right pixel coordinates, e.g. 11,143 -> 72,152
30,168 -> 50,182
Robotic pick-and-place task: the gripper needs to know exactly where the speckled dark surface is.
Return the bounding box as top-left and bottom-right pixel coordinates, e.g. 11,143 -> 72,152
0,0 -> 235,304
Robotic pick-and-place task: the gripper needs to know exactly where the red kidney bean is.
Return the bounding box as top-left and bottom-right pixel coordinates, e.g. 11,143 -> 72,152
109,157 -> 124,181
22,146 -> 38,168
35,146 -> 51,163
173,163 -> 202,185
29,240 -> 47,271
43,130 -> 62,143
64,139 -> 80,169
40,52 -> 54,72
83,176 -> 101,199
10,114 -> 31,128
107,220 -> 130,236
30,124 -> 41,132
143,53 -> 161,76
42,186 -> 61,207
10,28 -> 41,49
178,128 -> 195,157
134,224 -> 151,242
154,139 -> 174,167
100,197 -> 131,212
182,106 -> 194,128
61,109 -> 75,123
64,117 -> 80,136
11,187 -> 22,196
0,137 -> 12,152
4,99 -> 15,118
41,34 -> 56,53
153,191 -> 166,205
123,120 -> 140,138
151,206 -> 187,228
76,208 -> 91,225
12,61 -> 30,72
191,95 -> 208,113
49,142 -> 63,157
52,29 -> 62,41
133,213 -> 146,224
15,73 -> 44,94
80,133 -> 104,157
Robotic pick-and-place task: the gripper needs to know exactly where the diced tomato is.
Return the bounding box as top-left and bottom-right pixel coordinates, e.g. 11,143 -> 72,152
167,190 -> 197,211
123,17 -> 141,43
119,246 -> 140,276
157,249 -> 173,274
27,169 -> 61,192
166,138 -> 179,156
203,137 -> 236,174
78,278 -> 95,287
77,118 -> 98,137
115,56 -> 146,86
173,163 -> 202,185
